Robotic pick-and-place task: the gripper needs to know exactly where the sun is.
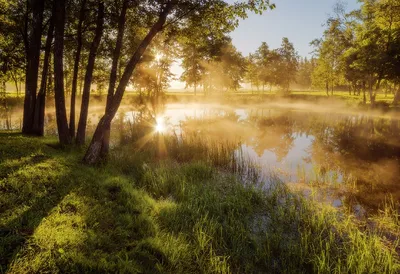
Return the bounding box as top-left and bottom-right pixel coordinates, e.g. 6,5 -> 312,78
155,53 -> 162,61
155,117 -> 165,133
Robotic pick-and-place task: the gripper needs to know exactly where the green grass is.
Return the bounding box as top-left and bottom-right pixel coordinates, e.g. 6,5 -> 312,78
1,88 -> 397,110
0,132 -> 399,273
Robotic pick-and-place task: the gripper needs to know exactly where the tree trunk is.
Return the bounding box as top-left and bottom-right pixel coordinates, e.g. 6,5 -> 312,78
79,70 -> 83,95
326,81 -> 329,96
362,81 -> 367,104
47,54 -> 53,95
22,0 -> 45,134
76,1 -> 105,145
101,0 -> 129,158
53,0 -> 71,145
84,3 -> 171,164
32,14 -> 54,136
393,86 -> 400,106
11,72 -> 19,96
368,76 -> 375,107
69,0 -> 87,139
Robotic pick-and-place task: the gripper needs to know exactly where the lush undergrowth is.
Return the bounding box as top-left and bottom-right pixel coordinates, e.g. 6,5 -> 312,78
0,132 -> 399,273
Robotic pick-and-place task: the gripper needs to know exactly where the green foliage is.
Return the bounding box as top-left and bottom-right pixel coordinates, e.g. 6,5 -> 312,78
245,38 -> 298,93
312,0 -> 400,103
0,132 -> 399,273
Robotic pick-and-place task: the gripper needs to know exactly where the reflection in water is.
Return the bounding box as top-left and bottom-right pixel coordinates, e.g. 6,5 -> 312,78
2,103 -> 399,212
126,104 -> 400,212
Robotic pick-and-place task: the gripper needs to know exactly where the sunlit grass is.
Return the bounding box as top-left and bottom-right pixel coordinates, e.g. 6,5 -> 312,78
0,132 -> 399,273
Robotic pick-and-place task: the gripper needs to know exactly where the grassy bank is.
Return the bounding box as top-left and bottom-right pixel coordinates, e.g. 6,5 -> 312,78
2,89 -> 398,110
0,132 -> 399,273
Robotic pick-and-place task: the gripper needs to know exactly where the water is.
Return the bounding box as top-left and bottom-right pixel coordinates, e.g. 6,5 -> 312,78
2,102 -> 400,211
126,103 -> 400,211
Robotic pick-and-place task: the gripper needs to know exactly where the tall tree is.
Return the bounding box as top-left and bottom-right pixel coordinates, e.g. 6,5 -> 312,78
32,11 -> 54,135
83,2 -> 172,163
54,0 -> 71,144
254,42 -> 272,92
22,0 -> 45,134
76,0 -> 105,145
244,53 -> 260,92
101,0 -> 131,154
83,0 -> 274,164
276,37 -> 298,93
69,0 -> 87,138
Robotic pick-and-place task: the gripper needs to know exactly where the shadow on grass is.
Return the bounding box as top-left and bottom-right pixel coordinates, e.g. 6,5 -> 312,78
0,138 -> 165,273
0,159 -> 76,272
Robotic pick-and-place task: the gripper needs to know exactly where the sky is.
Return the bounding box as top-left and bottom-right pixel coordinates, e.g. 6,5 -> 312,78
229,0 -> 360,58
170,0 -> 361,89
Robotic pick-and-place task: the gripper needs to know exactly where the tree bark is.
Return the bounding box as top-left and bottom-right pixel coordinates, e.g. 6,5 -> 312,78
368,76 -> 376,107
101,0 -> 129,157
326,81 -> 329,96
53,0 -> 71,145
32,13 -> 54,136
10,71 -> 19,96
69,0 -> 87,139
76,1 -> 105,145
362,81 -> 367,104
393,85 -> 400,106
84,3 -> 171,164
22,0 -> 45,134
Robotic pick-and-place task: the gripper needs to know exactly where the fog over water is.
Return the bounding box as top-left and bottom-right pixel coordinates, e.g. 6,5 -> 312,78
2,101 -> 400,212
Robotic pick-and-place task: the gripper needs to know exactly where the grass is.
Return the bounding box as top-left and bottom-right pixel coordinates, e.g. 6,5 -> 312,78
2,88 -> 398,110
0,131 -> 399,273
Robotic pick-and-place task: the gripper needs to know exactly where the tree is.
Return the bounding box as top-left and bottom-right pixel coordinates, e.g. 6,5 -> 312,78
256,42 -> 274,91
76,0 -> 105,145
69,0 -> 87,138
22,0 -> 45,134
311,2 -> 354,96
343,0 -> 400,106
244,53 -> 260,92
217,42 -> 246,91
83,0 -> 275,164
276,37 -> 298,93
179,23 -> 207,95
53,0 -> 71,144
296,57 -> 314,89
32,10 -> 54,135
0,1 -> 25,98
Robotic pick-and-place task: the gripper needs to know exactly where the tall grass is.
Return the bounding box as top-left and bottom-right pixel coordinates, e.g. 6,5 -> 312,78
0,128 -> 399,273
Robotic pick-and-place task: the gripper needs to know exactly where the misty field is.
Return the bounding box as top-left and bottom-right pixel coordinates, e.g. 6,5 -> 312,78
2,0 -> 400,273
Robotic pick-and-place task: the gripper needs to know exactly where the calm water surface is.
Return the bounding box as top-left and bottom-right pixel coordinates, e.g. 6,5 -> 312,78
126,103 -> 400,212
2,102 -> 400,212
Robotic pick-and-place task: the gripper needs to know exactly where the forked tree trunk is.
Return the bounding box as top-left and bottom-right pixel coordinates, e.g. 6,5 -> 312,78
22,0 -> 45,134
69,0 -> 87,139
32,14 -> 54,136
84,4 -> 171,164
10,72 -> 19,96
101,0 -> 129,157
76,1 -> 105,145
53,0 -> 71,145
